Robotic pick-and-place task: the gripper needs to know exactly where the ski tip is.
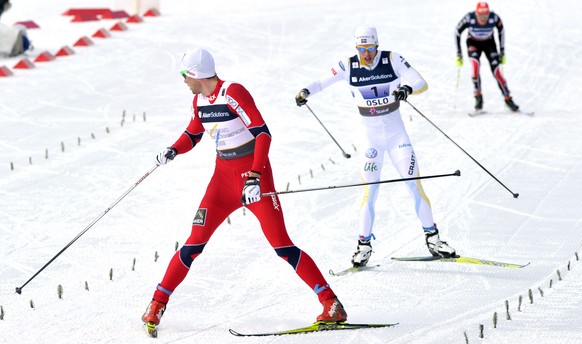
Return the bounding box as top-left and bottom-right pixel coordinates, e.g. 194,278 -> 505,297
229,329 -> 243,336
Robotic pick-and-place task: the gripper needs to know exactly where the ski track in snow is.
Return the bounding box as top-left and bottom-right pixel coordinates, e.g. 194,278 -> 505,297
1,0 -> 582,343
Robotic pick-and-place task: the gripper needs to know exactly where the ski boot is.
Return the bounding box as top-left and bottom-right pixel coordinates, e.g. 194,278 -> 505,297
142,299 -> 166,338
425,228 -> 457,258
351,238 -> 372,267
316,296 -> 348,322
474,93 -> 483,111
504,96 -> 519,112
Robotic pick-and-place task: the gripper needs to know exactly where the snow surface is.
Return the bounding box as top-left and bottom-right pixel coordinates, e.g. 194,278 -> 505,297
1,0 -> 582,343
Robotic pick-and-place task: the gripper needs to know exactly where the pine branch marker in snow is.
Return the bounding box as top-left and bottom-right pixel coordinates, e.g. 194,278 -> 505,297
298,174 -> 301,185
154,251 -> 159,262
45,149 -> 48,159
549,279 -> 553,288
57,284 -> 63,299
85,281 -> 89,291
30,300 -> 34,309
106,127 -> 110,134
518,295 -> 523,311
310,169 -> 313,178
78,137 -> 81,146
479,324 -> 484,338
109,268 -> 113,281
463,331 -> 468,344
538,287 -> 544,297
143,111 -> 146,121
10,162 -> 14,170
505,300 -> 511,320
132,258 -> 136,271
557,269 -> 562,281
493,312 -> 497,328
29,157 -> 32,165
321,163 -> 325,171
174,241 -> 179,251
0,305 -> 3,320
528,289 -> 533,304
91,133 -> 95,139
61,142 -> 65,152
576,252 -> 579,261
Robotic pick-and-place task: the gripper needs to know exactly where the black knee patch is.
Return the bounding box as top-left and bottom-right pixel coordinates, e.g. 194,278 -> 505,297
275,246 -> 301,270
179,243 -> 206,267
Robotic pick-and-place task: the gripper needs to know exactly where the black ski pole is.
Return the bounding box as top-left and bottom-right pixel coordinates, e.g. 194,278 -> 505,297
262,170 -> 460,196
304,104 -> 351,159
15,165 -> 159,294
404,100 -> 519,198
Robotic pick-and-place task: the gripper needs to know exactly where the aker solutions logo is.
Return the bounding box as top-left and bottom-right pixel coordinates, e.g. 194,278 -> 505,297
365,148 -> 378,158
192,208 -> 207,226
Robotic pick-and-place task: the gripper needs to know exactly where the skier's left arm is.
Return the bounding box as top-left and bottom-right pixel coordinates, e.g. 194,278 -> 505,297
225,83 -> 271,175
392,52 -> 428,99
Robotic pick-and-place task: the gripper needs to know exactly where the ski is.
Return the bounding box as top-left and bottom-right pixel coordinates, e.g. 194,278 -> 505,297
229,321 -> 398,337
391,256 -> 529,269
468,110 -> 533,117
329,264 -> 380,276
144,322 -> 158,338
468,110 -> 487,117
517,110 -> 534,116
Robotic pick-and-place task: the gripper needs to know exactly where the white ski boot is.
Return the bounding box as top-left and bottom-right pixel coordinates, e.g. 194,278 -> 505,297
425,228 -> 457,258
351,238 -> 373,267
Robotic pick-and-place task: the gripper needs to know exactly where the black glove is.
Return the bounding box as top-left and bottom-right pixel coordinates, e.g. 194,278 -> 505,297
241,176 -> 261,205
155,147 -> 177,166
392,85 -> 413,101
295,88 -> 310,107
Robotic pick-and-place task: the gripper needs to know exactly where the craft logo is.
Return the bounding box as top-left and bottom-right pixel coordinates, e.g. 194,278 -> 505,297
408,153 -> 416,175
192,208 -> 207,226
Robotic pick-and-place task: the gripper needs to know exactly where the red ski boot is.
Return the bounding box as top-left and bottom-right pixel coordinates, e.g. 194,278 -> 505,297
316,297 -> 348,322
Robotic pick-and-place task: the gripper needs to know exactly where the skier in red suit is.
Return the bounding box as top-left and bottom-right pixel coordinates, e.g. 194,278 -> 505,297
141,47 -> 347,335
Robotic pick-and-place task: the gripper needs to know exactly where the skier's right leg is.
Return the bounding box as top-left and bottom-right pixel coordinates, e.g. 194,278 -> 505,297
468,44 -> 483,109
143,166 -> 239,326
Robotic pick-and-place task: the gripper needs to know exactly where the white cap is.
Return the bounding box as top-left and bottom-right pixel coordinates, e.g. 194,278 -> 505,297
180,48 -> 216,79
354,25 -> 378,46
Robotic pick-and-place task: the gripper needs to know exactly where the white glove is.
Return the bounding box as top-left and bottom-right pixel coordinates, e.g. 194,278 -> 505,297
241,177 -> 261,205
155,147 -> 177,165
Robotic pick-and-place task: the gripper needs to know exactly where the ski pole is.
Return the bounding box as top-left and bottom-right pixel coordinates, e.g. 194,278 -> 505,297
15,164 -> 159,294
262,170 -> 460,196
404,100 -> 519,198
304,104 -> 351,159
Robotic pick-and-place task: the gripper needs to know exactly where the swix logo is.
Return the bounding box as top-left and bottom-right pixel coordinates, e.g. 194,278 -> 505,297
270,195 -> 280,211
241,171 -> 252,178
364,162 -> 378,172
408,153 -> 416,175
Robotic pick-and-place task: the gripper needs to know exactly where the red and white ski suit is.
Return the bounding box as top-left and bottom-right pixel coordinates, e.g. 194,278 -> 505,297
152,79 -> 336,305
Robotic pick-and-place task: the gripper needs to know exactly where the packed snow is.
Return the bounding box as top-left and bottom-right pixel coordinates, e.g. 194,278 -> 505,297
1,0 -> 581,343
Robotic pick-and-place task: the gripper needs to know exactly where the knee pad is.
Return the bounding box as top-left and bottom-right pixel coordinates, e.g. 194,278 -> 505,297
179,243 -> 206,268
275,246 -> 301,270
